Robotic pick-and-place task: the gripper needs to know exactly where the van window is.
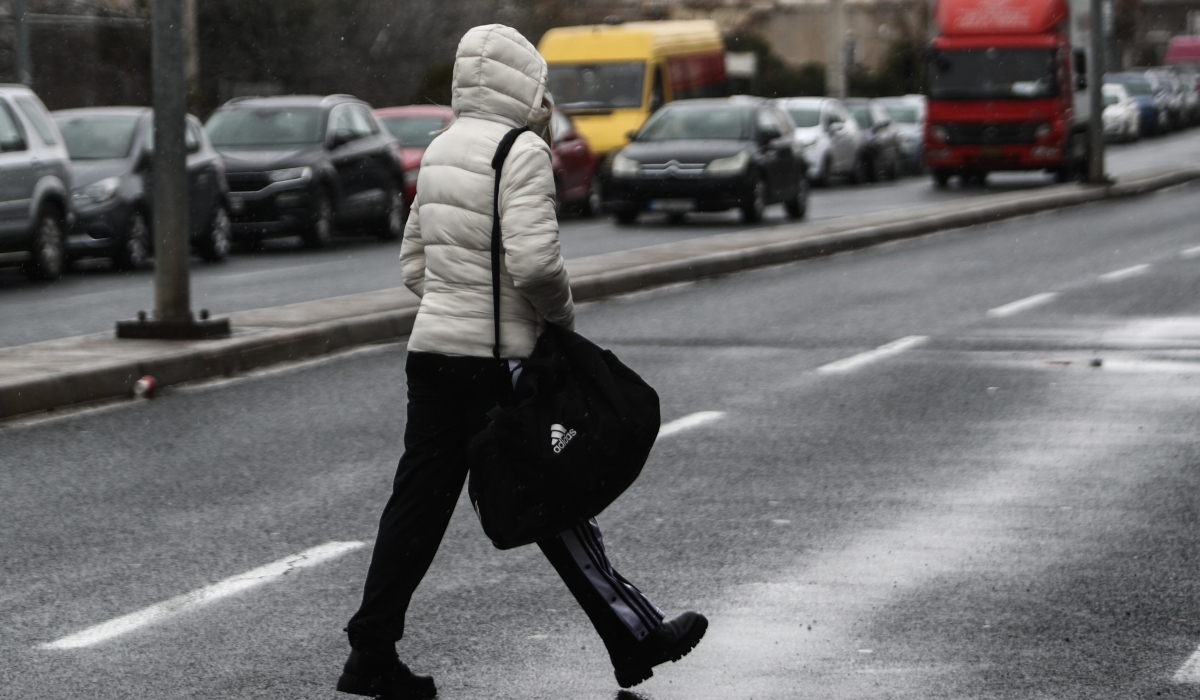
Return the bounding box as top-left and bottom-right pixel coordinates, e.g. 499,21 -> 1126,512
666,53 -> 728,100
14,96 -> 57,145
547,63 -> 646,111
0,103 -> 26,152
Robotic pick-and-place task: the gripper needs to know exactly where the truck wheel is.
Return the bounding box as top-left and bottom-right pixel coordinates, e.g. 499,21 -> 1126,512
113,210 -> 151,271
24,206 -> 66,281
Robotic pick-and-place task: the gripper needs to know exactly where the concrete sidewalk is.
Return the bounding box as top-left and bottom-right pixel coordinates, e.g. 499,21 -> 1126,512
3,166 -> 1198,421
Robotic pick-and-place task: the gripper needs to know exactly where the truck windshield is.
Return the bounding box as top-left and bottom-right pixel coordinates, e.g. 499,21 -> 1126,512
928,49 -> 1058,100
547,63 -> 645,111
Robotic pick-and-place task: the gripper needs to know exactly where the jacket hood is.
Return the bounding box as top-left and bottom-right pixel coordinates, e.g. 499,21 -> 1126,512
451,24 -> 552,136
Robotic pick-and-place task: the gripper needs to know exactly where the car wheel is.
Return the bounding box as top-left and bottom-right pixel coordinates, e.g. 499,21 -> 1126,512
886,150 -> 900,180
302,188 -> 335,249
741,176 -> 766,224
113,210 -> 152,271
848,155 -> 869,185
785,177 -> 809,220
196,205 -> 232,263
813,155 -> 831,187
614,209 -> 639,225
666,212 -> 686,225
582,177 -> 603,218
24,206 -> 66,281
377,186 -> 405,241
933,169 -> 952,188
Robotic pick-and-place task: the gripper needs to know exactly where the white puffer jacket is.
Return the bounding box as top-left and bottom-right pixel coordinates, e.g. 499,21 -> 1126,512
401,24 -> 574,359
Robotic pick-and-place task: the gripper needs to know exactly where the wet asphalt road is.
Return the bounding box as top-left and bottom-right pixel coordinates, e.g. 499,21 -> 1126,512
3,182 -> 1200,698
2,128 -> 1200,349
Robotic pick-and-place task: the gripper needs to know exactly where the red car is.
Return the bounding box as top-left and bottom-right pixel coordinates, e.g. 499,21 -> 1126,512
551,109 -> 601,216
374,105 -> 455,207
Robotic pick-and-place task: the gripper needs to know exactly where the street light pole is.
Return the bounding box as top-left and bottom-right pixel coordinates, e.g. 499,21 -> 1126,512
1087,0 -> 1108,183
116,0 -> 228,340
14,0 -> 31,85
827,0 -> 847,99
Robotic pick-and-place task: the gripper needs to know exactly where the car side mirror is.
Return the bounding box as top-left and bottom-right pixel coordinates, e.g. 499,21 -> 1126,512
560,130 -> 579,143
136,148 -> 152,171
828,122 -> 843,134
625,130 -> 638,142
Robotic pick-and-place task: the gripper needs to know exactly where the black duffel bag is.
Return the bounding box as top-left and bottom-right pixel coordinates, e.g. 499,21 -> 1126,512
466,127 -> 661,550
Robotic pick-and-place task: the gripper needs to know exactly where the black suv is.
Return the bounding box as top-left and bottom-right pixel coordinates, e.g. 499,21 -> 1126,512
204,94 -> 405,249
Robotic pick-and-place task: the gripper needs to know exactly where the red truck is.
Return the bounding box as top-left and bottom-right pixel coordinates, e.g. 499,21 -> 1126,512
924,0 -> 1093,186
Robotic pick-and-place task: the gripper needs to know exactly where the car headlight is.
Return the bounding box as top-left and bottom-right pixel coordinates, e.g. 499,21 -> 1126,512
611,154 -> 641,178
706,151 -> 749,176
72,176 -> 121,205
267,166 -> 312,183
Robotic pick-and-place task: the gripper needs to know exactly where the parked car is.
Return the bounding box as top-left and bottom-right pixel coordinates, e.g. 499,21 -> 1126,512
374,104 -> 454,209
844,98 -> 903,181
204,94 -> 405,249
875,95 -> 926,174
0,84 -> 71,281
1101,84 -> 1141,142
52,107 -> 231,268
550,109 -> 601,216
1106,72 -> 1167,136
773,96 -> 865,186
604,97 -> 808,225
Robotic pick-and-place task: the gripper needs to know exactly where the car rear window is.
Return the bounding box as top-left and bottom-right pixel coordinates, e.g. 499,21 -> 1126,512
55,114 -> 140,159
638,106 -> 752,142
14,96 -> 58,145
205,106 -> 325,147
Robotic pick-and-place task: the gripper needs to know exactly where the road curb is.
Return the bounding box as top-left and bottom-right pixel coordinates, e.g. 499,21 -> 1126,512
3,166 -> 1199,422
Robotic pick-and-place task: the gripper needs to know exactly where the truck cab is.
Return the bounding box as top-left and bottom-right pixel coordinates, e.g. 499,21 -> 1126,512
924,0 -> 1092,186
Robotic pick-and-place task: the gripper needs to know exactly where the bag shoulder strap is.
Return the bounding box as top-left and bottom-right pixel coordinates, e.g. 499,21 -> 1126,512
490,126 -> 531,359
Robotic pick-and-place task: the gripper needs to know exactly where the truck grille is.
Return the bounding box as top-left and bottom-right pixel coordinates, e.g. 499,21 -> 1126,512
227,172 -> 271,192
945,124 -> 1038,146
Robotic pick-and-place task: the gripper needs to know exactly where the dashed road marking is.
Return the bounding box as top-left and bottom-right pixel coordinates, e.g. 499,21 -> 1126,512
986,293 -> 1058,318
40,541 -> 365,650
817,336 -> 928,374
1181,245 -> 1200,259
1099,263 -> 1151,282
1174,647 -> 1200,683
658,411 -> 725,438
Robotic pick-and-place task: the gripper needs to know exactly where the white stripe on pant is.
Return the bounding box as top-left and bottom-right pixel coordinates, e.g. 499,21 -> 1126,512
558,519 -> 665,641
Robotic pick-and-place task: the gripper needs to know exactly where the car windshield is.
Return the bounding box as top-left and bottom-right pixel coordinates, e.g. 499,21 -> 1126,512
928,49 -> 1058,100
637,106 -> 752,142
205,106 -> 325,147
381,116 -> 445,148
882,105 -> 921,123
54,114 -> 140,159
847,105 -> 873,128
547,63 -> 645,111
784,107 -> 821,128
1115,79 -> 1154,97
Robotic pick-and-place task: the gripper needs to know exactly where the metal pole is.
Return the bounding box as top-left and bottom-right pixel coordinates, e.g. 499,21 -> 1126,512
14,0 -> 31,85
183,0 -> 198,100
1088,0 -> 1107,183
152,0 -> 190,323
827,0 -> 847,99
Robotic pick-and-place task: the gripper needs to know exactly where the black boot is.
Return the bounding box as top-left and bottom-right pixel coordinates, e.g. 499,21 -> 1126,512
336,647 -> 437,699
611,611 -> 708,689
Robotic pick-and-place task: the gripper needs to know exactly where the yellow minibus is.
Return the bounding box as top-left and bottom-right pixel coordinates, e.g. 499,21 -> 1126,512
538,20 -> 727,157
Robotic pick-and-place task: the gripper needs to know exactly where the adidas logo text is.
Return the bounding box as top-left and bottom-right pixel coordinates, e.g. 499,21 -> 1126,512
550,423 -> 577,454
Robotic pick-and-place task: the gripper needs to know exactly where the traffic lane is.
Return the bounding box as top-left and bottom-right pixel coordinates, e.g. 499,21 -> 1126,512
7,188 -> 1200,697
3,126 -> 1200,349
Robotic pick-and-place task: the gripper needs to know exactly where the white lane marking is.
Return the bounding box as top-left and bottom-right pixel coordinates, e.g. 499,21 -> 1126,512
1174,647 -> 1200,683
1098,263 -> 1151,282
658,411 -> 725,438
986,293 -> 1058,318
1181,245 -> 1200,259
40,541 -> 364,650
817,336 -> 928,374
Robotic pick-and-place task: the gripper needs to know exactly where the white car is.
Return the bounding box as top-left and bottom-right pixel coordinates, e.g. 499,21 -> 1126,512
1102,83 -> 1141,142
774,97 -> 865,186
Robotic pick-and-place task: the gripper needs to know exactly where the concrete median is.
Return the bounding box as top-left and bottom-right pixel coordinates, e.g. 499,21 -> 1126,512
2,165 -> 1199,421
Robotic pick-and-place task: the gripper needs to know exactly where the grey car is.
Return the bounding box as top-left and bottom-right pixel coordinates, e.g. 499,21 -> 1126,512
0,84 -> 72,281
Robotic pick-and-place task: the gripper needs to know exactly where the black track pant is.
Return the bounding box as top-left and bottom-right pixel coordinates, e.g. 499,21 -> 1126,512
346,352 -> 663,658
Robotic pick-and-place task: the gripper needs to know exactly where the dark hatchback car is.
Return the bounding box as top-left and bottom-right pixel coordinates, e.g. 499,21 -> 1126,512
52,107 -> 231,269
604,97 -> 807,224
204,94 -> 405,249
844,98 -> 903,182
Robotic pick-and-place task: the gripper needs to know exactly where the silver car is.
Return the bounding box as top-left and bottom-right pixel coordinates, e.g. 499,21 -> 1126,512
774,97 -> 866,186
0,84 -> 71,280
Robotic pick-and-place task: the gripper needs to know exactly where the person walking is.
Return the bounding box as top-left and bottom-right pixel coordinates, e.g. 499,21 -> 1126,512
337,24 -> 707,699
